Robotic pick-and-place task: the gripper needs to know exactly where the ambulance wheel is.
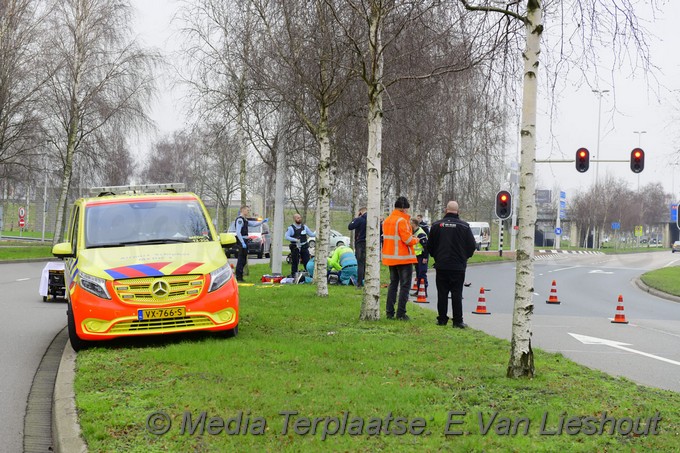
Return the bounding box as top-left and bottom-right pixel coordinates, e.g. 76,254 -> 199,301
67,308 -> 91,352
221,324 -> 238,338
43,296 -> 47,302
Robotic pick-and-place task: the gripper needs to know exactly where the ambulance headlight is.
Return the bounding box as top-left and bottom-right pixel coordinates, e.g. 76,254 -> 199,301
209,263 -> 233,292
79,272 -> 111,299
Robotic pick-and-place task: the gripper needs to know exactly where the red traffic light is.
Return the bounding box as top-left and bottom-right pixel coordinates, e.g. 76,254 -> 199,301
630,148 -> 645,173
495,190 -> 512,220
575,148 -> 590,173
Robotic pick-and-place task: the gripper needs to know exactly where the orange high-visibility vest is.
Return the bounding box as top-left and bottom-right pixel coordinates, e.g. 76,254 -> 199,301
381,209 -> 417,266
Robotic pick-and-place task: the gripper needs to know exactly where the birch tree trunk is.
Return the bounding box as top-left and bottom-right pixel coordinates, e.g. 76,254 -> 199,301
314,106 -> 331,297
507,0 -> 542,378
52,3 -> 84,245
360,8 -> 383,321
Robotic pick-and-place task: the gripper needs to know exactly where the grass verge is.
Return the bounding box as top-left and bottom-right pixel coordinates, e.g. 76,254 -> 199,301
640,266 -> 680,297
0,241 -> 53,260
74,264 -> 680,452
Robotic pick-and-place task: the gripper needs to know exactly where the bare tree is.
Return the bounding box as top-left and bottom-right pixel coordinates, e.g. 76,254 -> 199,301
0,0 -> 51,170
460,0 -> 659,378
42,0 -> 157,243
178,0 -> 258,209
326,1 -> 486,319
247,0 -> 356,296
140,131 -> 201,185
194,124 -> 241,231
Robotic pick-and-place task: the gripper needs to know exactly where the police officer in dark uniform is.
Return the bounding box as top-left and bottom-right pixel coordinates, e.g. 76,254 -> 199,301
348,207 -> 367,287
234,206 -> 267,282
427,201 -> 476,328
284,213 -> 316,276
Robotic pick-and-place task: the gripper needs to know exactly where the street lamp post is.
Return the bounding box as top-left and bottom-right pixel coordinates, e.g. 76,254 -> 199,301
592,89 -> 609,249
593,89 -> 609,184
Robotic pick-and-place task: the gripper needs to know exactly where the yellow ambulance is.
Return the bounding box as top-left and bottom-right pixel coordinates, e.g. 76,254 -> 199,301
52,184 -> 238,350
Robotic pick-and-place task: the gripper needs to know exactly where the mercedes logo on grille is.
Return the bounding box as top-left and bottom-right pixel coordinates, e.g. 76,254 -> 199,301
151,280 -> 170,298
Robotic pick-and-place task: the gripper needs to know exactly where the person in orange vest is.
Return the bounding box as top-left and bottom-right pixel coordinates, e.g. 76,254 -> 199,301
381,196 -> 418,320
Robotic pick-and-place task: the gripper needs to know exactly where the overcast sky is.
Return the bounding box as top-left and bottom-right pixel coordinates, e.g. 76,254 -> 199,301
524,1 -> 680,204
131,1 -> 680,205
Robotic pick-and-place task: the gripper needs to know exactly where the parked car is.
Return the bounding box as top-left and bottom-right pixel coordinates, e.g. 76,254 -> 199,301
226,219 -> 272,259
308,229 -> 350,249
672,241 -> 680,253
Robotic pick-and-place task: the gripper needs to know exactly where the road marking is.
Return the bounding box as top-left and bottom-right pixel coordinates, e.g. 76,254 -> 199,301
588,270 -> 614,274
549,266 -> 579,273
664,259 -> 680,268
16,278 -> 30,282
569,333 -> 680,366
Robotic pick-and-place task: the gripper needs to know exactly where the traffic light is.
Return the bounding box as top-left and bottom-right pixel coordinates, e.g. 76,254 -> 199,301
630,148 -> 645,173
575,148 -> 590,173
495,190 -> 511,220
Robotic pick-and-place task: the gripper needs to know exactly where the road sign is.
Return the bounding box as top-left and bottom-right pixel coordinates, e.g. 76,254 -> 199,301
634,225 -> 643,237
555,227 -> 562,235
672,204 -> 678,222
19,218 -> 25,228
611,222 -> 620,230
18,207 -> 25,218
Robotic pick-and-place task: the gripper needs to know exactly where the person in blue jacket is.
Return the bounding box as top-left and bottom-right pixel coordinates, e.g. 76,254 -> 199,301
285,213 -> 315,277
234,206 -> 268,282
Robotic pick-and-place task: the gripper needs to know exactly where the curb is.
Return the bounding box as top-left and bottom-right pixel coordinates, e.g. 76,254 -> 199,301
53,337 -> 88,452
634,277 -> 680,304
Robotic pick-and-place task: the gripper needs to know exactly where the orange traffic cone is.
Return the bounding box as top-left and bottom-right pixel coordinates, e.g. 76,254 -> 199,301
414,278 -> 428,303
472,287 -> 491,315
611,295 -> 629,324
411,276 -> 418,292
546,280 -> 561,304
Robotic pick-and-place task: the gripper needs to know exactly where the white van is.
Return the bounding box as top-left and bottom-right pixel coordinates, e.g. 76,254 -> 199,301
469,222 -> 491,251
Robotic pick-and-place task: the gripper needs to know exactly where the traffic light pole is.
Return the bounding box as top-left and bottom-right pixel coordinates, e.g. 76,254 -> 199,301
498,219 -> 504,257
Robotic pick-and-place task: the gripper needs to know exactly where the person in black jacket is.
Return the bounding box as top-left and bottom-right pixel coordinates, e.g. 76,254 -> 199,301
348,207 -> 367,287
427,201 -> 477,328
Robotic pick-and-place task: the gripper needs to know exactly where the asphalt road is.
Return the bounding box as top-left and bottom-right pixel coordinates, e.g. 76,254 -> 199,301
0,261 -> 67,452
418,251 -> 680,392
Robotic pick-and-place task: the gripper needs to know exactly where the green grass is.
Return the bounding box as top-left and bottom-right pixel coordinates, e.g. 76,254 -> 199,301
0,241 -> 53,260
73,264 -> 680,452
1,229 -> 53,239
640,266 -> 680,297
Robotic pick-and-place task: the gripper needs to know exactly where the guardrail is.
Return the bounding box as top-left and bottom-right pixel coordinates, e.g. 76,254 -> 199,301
0,235 -> 47,242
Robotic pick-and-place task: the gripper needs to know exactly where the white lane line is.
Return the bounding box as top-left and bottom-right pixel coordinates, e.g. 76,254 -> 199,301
569,333 -> 680,367
549,266 -> 579,273
16,278 -> 30,282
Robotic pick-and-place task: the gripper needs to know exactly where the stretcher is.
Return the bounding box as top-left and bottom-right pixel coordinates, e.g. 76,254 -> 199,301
39,261 -> 66,302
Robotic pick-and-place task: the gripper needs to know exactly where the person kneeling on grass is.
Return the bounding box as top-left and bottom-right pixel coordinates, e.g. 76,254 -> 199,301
306,246 -> 358,285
